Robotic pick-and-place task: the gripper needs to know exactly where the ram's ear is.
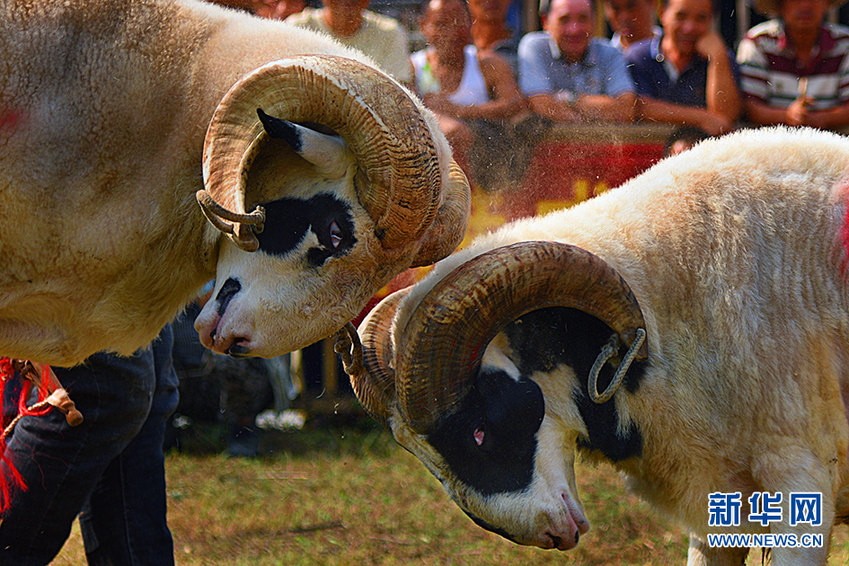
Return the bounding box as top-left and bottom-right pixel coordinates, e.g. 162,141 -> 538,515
257,109 -> 352,180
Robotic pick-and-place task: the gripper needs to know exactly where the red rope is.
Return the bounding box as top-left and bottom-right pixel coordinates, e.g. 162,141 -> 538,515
0,356 -> 54,514
841,203 -> 849,278
0,357 -> 25,513
0,357 -> 12,381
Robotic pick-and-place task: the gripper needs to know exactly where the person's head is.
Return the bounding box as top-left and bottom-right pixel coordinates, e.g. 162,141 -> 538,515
541,0 -> 593,63
255,0 -> 306,19
276,0 -> 308,19
603,0 -> 656,48
780,0 -> 831,37
664,125 -> 709,156
754,0 -> 838,35
322,0 -> 369,29
658,0 -> 714,59
421,0 -> 473,51
466,0 -> 512,26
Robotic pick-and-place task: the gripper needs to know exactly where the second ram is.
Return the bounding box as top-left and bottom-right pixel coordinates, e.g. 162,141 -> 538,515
340,126 -> 849,566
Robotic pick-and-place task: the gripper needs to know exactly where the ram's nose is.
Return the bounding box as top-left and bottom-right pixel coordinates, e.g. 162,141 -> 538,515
541,508 -> 589,550
545,531 -> 578,551
535,489 -> 590,551
194,277 -> 246,353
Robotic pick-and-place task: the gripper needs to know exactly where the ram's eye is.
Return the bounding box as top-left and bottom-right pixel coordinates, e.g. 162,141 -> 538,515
329,220 -> 342,249
473,426 -> 485,447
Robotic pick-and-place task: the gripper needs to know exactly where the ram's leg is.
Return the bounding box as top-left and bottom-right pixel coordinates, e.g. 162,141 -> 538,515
763,482 -> 831,566
766,535 -> 830,565
687,534 -> 748,566
760,520 -> 834,566
751,448 -> 834,566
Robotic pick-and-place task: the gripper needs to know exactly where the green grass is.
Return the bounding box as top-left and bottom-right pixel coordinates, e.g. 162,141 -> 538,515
52,420 -> 849,565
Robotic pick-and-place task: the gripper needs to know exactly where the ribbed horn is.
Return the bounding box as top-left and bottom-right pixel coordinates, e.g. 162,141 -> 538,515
200,55 -> 449,252
409,161 -> 471,268
339,287 -> 413,426
394,241 -> 648,433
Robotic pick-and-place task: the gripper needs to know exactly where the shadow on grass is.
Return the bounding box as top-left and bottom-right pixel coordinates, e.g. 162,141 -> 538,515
165,400 -> 396,461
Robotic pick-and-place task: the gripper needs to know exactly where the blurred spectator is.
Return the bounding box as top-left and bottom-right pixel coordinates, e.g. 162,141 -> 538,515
518,0 -> 636,123
254,0 -> 306,19
204,0 -> 255,10
736,0 -> 849,130
467,0 -> 521,74
205,0 -> 302,17
626,0 -> 741,135
286,0 -> 413,86
412,0 -> 526,190
664,124 -> 710,155
603,0 -> 661,51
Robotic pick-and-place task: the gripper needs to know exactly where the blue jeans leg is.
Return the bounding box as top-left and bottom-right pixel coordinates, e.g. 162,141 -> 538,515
0,328 -> 176,566
80,328 -> 179,566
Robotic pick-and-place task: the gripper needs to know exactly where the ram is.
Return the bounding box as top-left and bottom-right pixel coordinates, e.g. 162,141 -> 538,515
0,0 -> 469,367
339,126 -> 849,565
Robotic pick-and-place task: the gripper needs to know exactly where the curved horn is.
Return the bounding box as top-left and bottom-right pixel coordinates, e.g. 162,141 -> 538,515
409,161 -> 471,268
200,55 -> 454,252
337,287 -> 412,427
195,190 -> 265,252
393,241 -> 649,433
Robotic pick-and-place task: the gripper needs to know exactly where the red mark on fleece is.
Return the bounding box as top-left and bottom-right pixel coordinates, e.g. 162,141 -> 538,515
839,179 -> 849,279
0,107 -> 23,131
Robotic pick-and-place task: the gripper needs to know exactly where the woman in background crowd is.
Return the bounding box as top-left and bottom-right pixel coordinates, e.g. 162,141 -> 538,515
412,0 -> 525,190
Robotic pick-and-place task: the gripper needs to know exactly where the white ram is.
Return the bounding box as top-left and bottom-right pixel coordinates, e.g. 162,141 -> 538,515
0,0 -> 469,367
340,126 -> 849,565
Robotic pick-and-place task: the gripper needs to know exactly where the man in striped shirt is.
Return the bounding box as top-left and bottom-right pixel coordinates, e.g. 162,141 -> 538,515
736,0 -> 849,130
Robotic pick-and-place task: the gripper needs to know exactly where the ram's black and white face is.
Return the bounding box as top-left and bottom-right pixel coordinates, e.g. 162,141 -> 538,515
389,337 -> 592,550
195,119 -> 399,357
386,307 -> 646,551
